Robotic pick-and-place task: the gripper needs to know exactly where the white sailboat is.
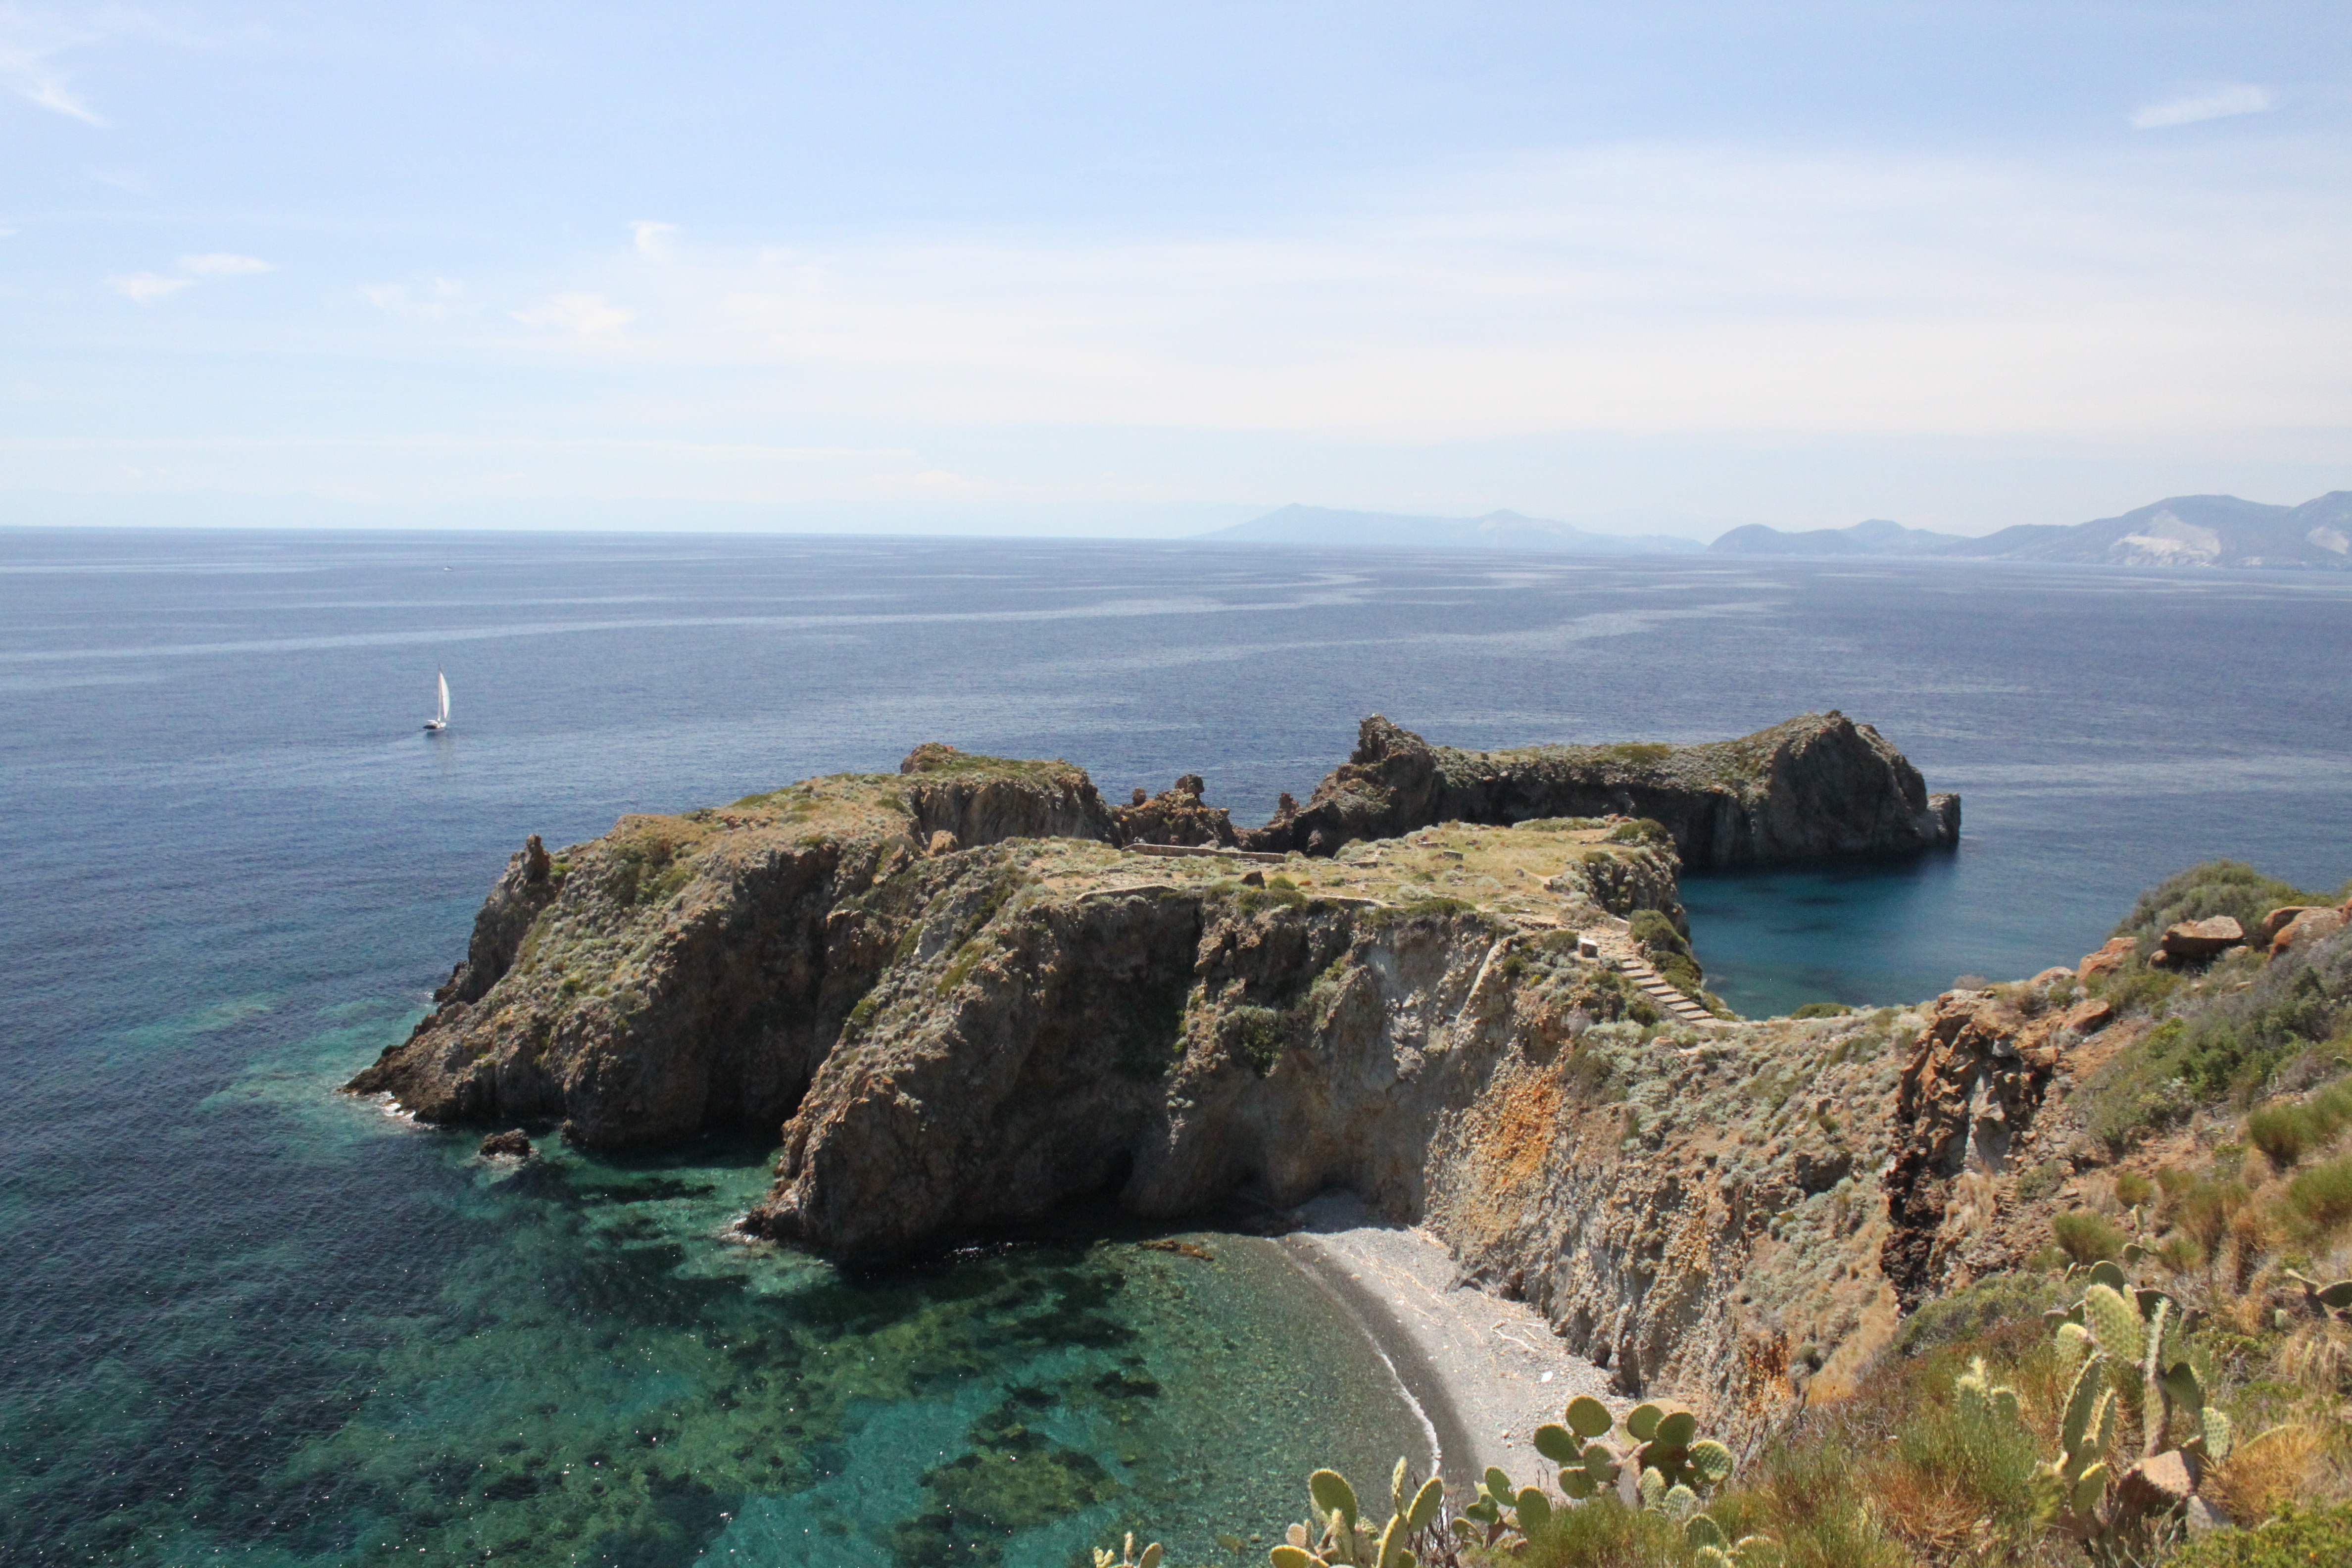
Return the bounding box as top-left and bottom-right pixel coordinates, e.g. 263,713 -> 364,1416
424,670 -> 450,732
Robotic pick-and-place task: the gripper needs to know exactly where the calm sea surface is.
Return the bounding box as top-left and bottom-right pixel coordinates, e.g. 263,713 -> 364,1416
3,528 -> 2349,1566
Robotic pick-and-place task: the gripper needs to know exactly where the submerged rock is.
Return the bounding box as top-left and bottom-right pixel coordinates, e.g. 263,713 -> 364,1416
479,1128 -> 534,1158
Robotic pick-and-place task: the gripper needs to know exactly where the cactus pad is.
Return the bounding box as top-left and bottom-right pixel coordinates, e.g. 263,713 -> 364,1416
1686,1514 -> 1727,1550
1515,1488 -> 1552,1533
2071,1461 -> 2109,1516
2201,1407 -> 2233,1463
2083,1284 -> 2144,1364
1533,1423 -> 1578,1464
1687,1439 -> 1734,1488
1566,1394 -> 1614,1438
2054,1321 -> 2093,1377
1406,1477 -> 1443,1533
1654,1410 -> 1699,1449
2060,1358 -> 2104,1457
1309,1470 -> 1358,1529
1625,1403 -> 1665,1442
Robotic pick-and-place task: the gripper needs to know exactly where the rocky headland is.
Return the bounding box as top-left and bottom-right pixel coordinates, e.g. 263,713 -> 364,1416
1239,710 -> 1959,865
347,713 -> 1986,1445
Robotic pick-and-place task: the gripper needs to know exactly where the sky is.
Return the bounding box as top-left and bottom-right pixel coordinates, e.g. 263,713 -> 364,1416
2,1 -> 2349,539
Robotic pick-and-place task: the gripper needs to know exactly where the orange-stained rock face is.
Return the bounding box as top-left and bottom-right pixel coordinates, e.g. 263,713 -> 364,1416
2271,906 -> 2347,954
2079,936 -> 2137,980
2063,996 -> 2114,1034
2255,905 -> 2328,945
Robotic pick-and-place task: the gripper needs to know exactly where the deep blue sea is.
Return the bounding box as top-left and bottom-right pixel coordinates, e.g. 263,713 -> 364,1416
4,528 -> 2349,1567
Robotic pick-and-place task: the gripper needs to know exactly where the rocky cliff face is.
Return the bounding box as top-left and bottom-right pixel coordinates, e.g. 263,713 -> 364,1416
1240,711 -> 1959,867
346,753 -> 1118,1147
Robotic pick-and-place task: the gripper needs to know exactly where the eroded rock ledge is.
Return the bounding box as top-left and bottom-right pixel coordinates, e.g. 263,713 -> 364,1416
347,714 -> 1985,1442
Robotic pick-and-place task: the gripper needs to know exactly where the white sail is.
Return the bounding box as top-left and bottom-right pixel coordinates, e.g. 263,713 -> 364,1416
437,671 -> 450,725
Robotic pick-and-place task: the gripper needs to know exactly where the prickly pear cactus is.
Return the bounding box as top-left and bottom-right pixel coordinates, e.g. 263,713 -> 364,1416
1273,1461 -> 1443,1568
2032,1277 -> 2237,1557
1955,1355 -> 2022,1425
1092,1533 -> 1164,1568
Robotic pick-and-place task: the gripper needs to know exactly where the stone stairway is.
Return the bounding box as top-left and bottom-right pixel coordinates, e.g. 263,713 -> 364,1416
1585,933 -> 1719,1028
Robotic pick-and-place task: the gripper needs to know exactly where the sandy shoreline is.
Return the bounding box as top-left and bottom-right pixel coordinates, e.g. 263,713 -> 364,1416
1275,1194 -> 1616,1494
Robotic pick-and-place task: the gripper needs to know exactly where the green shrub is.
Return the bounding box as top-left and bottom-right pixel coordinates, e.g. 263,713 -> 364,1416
2114,1169 -> 2155,1207
2283,1153 -> 2352,1241
2090,958 -> 2182,1016
1516,1493 -> 1683,1567
2250,1078 -> 2352,1167
2051,1209 -> 2127,1265
1656,953 -> 1705,995
2014,1161 -> 2065,1202
2111,859 -> 2329,949
1226,1006 -> 1285,1076
1627,902 -> 1684,949
2164,1503 -> 2352,1568
1606,816 -> 1672,845
1790,1001 -> 1852,1020
1891,1272 -> 2063,1357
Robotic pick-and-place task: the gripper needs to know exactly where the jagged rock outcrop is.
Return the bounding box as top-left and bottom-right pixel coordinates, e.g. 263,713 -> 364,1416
895,743 -> 1118,845
1109,775 -> 1239,847
1879,990 -> 2068,1308
1240,712 -> 1959,866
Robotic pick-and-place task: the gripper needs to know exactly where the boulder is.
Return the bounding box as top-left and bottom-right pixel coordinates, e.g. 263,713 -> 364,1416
2062,997 -> 2113,1034
2271,906 -> 2346,954
2029,966 -> 2075,986
2078,937 -> 2137,980
2154,916 -> 2244,965
2255,905 -> 2327,945
479,1128 -> 534,1159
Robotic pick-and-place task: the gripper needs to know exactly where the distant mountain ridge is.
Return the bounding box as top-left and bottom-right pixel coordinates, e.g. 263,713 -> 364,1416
1201,504 -> 1705,555
1711,518 -> 1964,557
1714,491 -> 2352,570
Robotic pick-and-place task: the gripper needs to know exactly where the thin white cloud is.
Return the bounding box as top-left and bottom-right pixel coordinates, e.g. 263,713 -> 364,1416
631,221 -> 677,258
361,277 -> 463,318
510,291 -> 632,334
0,8 -> 107,125
112,272 -> 191,304
2130,84 -> 2273,130
475,141 -> 2352,441
178,252 -> 273,276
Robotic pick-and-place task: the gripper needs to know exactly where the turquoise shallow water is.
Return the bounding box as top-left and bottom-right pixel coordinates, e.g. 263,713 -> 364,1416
12,999 -> 1417,1567
4,529 -> 2349,1564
